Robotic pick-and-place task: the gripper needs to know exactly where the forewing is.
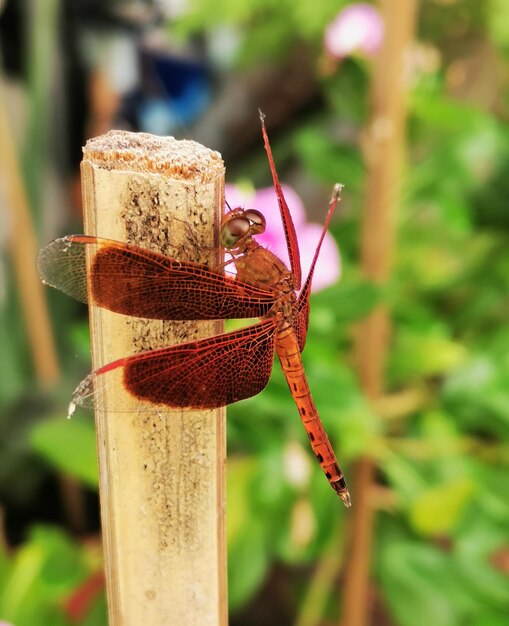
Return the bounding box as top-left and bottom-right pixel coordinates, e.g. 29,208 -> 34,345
38,235 -> 276,320
72,319 -> 277,412
259,112 -> 302,290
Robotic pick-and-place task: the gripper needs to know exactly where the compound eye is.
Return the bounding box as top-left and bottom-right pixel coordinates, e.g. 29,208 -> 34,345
243,209 -> 266,234
221,217 -> 250,249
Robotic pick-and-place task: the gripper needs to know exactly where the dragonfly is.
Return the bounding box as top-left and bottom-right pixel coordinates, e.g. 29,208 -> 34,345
37,114 -> 350,506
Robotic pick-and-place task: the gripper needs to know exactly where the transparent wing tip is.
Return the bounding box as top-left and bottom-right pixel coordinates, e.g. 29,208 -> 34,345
70,373 -> 95,413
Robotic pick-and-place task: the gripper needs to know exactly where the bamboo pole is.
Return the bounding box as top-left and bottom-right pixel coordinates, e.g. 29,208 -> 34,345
0,78 -> 60,385
81,131 -> 227,625
340,3 -> 418,626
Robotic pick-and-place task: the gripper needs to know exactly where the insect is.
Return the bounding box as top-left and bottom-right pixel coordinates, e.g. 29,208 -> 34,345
37,114 -> 350,506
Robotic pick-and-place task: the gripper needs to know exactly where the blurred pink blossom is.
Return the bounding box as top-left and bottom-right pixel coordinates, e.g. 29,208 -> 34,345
225,183 -> 341,292
324,3 -> 384,59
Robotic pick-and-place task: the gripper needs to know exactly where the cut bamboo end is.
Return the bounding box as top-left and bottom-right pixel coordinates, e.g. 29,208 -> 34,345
81,130 -> 227,626
83,130 -> 224,181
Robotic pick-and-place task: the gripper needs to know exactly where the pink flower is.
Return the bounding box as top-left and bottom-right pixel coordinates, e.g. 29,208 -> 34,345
324,3 -> 384,59
225,183 -> 341,292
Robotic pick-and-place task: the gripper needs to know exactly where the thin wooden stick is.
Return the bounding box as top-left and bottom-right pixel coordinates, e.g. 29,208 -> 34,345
81,131 -> 227,625
340,3 -> 418,626
0,78 -> 59,385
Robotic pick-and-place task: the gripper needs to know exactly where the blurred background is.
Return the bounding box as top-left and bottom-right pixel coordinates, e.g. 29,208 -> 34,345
1,1 -> 508,625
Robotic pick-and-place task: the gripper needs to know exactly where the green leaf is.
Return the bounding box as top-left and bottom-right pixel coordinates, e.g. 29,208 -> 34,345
313,278 -> 381,324
409,478 -> 475,536
378,540 -> 477,626
488,0 -> 509,47
0,525 -> 86,625
472,614 -> 509,626
0,293 -> 29,407
412,96 -> 486,133
29,416 -> 98,487
228,519 -> 270,611
455,515 -> 509,607
444,353 -> 509,427
381,453 -> 427,502
227,456 -> 258,544
390,330 -> 468,381
80,592 -> 108,626
294,125 -> 364,188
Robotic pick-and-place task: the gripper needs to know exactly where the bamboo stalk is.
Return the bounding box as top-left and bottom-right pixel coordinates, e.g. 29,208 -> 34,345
81,131 -> 227,625
340,3 -> 418,626
0,78 -> 59,385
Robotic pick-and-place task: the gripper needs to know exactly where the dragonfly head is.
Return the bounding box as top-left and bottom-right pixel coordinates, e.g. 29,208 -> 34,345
221,209 -> 266,250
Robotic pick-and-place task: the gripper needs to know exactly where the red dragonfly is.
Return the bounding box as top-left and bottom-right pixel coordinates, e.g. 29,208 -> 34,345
37,115 -> 350,506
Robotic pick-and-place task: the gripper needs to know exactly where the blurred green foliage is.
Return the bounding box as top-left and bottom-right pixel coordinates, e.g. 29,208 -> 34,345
175,0 -> 347,64
1,1 -> 509,625
0,526 -> 106,626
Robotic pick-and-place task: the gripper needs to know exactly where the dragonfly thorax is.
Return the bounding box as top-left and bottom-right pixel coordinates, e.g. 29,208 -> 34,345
234,243 -> 293,291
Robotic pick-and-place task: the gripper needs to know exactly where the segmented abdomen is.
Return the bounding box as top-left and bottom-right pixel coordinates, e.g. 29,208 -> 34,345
275,325 -> 351,506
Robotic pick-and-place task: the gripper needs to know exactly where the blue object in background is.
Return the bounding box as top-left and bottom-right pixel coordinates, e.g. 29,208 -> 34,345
138,49 -> 211,135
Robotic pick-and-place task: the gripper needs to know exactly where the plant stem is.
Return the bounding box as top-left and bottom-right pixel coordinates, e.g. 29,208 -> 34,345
340,2 -> 419,625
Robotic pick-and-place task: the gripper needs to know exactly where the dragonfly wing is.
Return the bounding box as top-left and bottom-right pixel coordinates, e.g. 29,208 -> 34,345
295,184 -> 343,351
38,235 -> 276,320
294,298 -> 310,353
259,112 -> 302,290
72,319 -> 277,412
